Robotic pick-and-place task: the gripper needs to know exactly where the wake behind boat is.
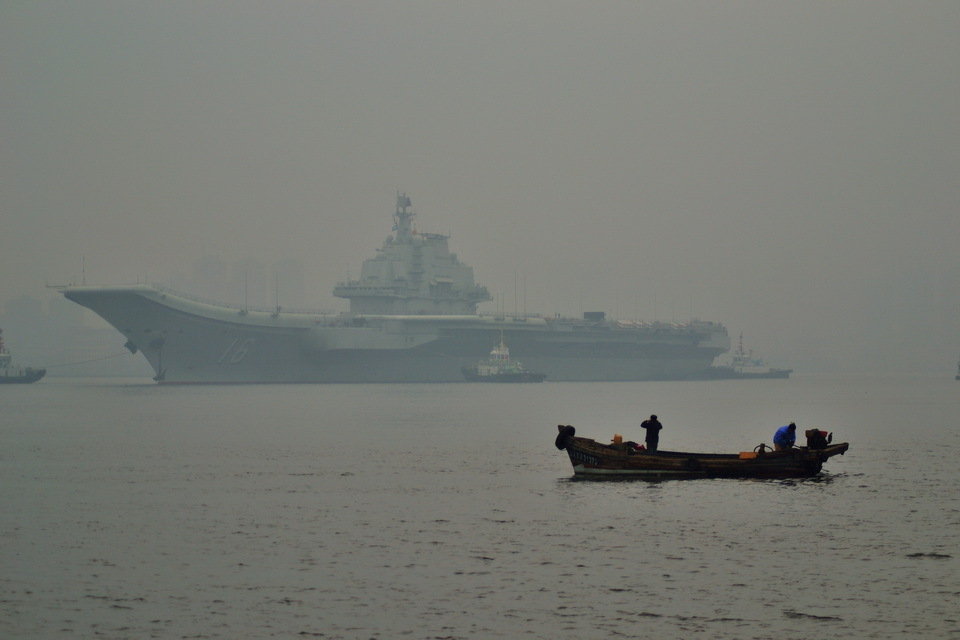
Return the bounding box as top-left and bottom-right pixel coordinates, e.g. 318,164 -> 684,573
554,425 -> 848,479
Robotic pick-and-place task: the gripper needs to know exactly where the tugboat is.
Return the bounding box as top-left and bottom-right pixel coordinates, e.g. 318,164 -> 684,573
461,334 -> 546,383
0,329 -> 45,384
692,332 -> 791,380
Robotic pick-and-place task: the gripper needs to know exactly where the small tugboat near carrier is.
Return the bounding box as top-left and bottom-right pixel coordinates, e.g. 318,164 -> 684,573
554,425 -> 848,479
0,329 -> 45,384
462,335 -> 546,382
693,333 -> 792,380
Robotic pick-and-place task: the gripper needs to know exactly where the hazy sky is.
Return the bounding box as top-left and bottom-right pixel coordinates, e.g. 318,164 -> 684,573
2,2 -> 959,373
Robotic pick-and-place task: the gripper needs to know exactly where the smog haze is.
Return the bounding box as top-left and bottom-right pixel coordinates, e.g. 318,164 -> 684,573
2,2 -> 959,373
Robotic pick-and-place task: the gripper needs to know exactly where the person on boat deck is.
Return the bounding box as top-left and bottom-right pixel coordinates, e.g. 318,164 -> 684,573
773,422 -> 797,451
640,414 -> 663,452
805,428 -> 832,450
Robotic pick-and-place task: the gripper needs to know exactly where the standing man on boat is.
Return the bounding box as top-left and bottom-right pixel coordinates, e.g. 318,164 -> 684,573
773,422 -> 797,450
640,414 -> 663,452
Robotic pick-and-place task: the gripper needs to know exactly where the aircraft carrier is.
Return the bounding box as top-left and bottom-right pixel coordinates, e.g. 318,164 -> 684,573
61,195 -> 730,383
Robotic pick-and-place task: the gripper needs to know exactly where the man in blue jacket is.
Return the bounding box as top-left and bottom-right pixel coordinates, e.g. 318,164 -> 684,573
773,423 -> 797,450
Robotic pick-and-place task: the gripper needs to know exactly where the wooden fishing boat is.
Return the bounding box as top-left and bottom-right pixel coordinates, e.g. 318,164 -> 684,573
554,425 -> 849,479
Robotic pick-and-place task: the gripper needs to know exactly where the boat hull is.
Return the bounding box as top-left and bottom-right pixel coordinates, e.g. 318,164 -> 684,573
0,368 -> 46,384
461,367 -> 546,382
61,285 -> 729,384
555,426 -> 849,479
689,366 -> 792,380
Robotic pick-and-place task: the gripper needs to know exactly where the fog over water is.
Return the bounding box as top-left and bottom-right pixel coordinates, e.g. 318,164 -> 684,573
3,376 -> 959,638
3,2 -> 959,374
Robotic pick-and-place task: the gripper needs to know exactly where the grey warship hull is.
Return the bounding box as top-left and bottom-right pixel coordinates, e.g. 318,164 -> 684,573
62,285 -> 728,383
61,195 -> 729,383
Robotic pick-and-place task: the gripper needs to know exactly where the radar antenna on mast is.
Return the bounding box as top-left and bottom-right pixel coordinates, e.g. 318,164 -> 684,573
393,191 -> 415,240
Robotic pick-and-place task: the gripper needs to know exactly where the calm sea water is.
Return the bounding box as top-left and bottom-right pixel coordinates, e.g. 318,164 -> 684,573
2,374 -> 958,639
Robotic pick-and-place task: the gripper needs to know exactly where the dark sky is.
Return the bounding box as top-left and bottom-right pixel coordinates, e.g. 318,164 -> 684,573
2,2 -> 959,373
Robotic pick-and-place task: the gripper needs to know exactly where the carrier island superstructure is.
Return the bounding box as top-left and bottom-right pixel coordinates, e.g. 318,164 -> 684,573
61,195 -> 730,383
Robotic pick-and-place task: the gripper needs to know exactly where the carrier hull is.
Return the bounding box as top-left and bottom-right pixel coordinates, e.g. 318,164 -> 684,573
61,195 -> 729,383
62,285 -> 729,383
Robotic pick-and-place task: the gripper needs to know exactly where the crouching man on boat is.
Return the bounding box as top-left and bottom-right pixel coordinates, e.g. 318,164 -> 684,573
805,428 -> 832,450
640,414 -> 663,452
773,422 -> 797,451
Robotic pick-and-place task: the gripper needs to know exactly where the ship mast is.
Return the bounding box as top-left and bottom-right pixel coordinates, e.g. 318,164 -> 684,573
393,192 -> 415,242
